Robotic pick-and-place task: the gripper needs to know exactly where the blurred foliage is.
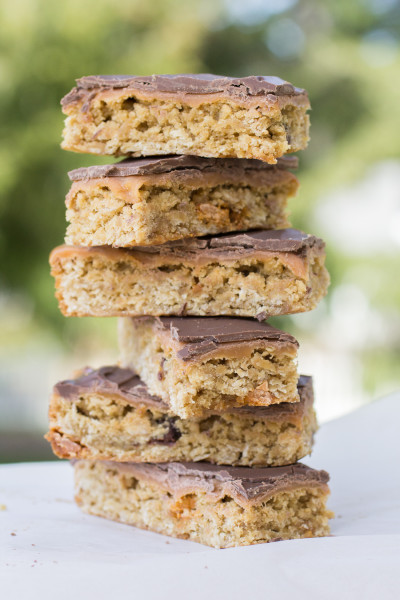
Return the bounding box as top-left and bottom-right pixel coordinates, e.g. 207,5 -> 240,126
0,0 -> 399,397
0,0 -> 220,335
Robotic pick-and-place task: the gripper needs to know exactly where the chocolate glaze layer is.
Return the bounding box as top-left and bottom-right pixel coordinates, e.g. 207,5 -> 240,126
132,228 -> 323,258
136,316 -> 299,360
159,315 -> 296,343
68,154 -> 298,181
62,73 -> 306,107
54,229 -> 323,265
99,460 -> 329,505
54,366 -> 312,420
54,366 -> 167,411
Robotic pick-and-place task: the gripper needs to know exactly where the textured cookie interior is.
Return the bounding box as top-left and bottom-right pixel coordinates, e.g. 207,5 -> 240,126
118,318 -> 300,418
62,91 -> 309,162
74,460 -> 332,549
47,390 -> 317,467
65,180 -> 295,247
50,248 -> 329,319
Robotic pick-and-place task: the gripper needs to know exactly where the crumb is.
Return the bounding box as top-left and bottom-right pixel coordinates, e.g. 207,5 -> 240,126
0,504 -> 7,511
10,532 -> 16,536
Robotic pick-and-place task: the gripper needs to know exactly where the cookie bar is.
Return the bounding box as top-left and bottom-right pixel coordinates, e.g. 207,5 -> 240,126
118,317 -> 300,418
46,366 -> 316,467
50,229 -> 329,319
74,460 -> 332,548
65,155 -> 299,247
61,74 -> 310,163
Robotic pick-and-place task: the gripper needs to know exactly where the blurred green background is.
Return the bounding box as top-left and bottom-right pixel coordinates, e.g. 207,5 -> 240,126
1,0 -> 399,462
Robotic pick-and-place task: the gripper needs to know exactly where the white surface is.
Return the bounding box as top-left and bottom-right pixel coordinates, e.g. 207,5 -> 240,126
1,393 -> 400,599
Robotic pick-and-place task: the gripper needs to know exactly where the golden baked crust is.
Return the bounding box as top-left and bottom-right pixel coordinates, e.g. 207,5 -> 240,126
61,76 -> 310,162
46,368 -> 317,467
49,231 -> 329,319
118,317 -> 300,418
74,460 -> 332,548
65,167 -> 298,247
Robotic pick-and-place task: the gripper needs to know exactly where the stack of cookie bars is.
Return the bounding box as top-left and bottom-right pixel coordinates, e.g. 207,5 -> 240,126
47,74 -> 333,548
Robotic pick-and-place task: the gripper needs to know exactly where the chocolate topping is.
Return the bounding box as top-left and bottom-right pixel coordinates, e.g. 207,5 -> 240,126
68,154 -> 298,181
54,366 -> 312,421
62,73 -> 306,108
133,228 -> 322,258
54,366 -> 168,411
102,460 -> 329,505
54,229 -> 324,268
140,316 -> 299,360
160,316 -> 295,343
